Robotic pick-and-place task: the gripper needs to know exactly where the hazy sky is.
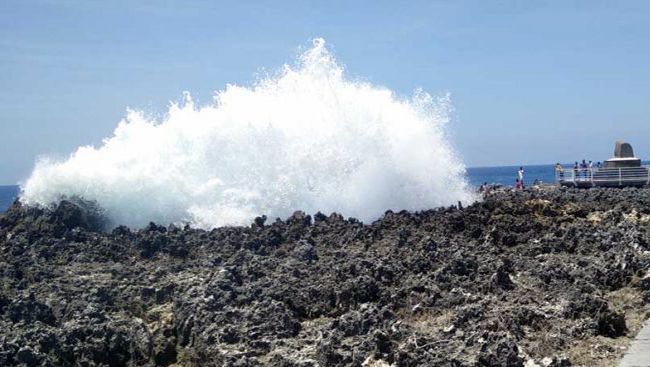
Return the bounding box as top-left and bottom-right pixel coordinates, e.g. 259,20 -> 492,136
1,0 -> 649,184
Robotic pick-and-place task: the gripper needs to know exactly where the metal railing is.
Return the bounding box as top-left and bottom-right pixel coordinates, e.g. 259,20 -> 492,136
556,166 -> 650,187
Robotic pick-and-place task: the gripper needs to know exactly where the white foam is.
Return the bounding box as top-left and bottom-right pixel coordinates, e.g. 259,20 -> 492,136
21,39 -> 476,229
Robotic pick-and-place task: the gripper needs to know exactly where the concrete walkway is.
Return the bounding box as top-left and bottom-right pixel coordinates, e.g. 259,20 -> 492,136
620,319 -> 650,367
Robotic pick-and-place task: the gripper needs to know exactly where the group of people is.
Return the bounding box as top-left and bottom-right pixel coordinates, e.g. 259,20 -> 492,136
478,166 -> 527,192
555,160 -> 602,181
479,165 -> 562,193
479,160 -> 607,192
515,167 -> 540,189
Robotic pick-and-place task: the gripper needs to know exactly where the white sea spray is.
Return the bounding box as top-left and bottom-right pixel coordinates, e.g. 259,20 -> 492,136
21,39 -> 475,229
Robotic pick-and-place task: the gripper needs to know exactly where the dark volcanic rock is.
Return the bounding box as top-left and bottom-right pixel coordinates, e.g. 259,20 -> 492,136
0,187 -> 649,366
597,310 -> 628,337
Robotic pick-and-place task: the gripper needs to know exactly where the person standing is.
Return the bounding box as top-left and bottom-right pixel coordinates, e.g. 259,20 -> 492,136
579,160 -> 588,180
555,163 -> 564,181
518,167 -> 524,185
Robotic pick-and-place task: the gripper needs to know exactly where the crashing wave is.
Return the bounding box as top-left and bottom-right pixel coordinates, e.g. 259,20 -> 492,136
21,38 -> 475,229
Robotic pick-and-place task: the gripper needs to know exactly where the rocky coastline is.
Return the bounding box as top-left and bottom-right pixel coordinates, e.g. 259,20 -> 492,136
1,187 -> 649,366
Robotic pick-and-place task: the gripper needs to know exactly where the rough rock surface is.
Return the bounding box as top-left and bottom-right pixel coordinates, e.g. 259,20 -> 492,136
1,187 -> 649,366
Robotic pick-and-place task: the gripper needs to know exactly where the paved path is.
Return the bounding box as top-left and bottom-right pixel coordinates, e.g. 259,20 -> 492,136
620,319 -> 650,367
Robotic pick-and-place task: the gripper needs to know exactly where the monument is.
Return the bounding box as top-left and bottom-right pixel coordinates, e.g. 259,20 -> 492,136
558,140 -> 648,187
603,140 -> 642,168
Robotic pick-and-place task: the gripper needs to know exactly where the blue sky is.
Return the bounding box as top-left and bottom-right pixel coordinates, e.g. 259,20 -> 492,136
1,0 -> 649,184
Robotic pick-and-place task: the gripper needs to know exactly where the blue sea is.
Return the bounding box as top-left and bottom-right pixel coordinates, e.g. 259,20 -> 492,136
0,161 -> 646,213
0,185 -> 20,213
465,164 -> 557,188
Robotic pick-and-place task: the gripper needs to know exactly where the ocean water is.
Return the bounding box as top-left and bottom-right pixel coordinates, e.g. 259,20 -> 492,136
0,185 -> 20,212
465,164 -> 557,188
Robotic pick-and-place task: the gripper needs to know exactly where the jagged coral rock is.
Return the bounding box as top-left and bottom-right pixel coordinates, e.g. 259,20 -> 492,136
0,187 -> 648,366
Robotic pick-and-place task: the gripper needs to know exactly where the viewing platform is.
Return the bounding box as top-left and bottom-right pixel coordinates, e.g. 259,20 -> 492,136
556,166 -> 650,188
556,140 -> 649,188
